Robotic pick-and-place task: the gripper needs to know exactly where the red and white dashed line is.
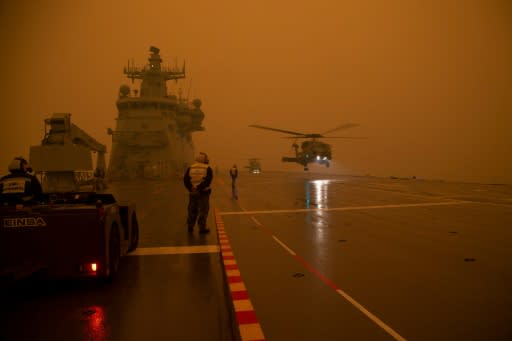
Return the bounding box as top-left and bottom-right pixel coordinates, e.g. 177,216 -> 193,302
215,208 -> 266,341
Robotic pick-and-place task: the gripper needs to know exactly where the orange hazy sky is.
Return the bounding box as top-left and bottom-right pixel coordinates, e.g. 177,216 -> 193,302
0,0 -> 511,183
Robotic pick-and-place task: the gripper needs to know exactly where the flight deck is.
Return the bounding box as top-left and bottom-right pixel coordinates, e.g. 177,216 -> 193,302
1,171 -> 511,341
215,172 -> 512,341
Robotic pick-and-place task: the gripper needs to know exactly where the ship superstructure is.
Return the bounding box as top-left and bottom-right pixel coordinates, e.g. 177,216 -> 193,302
107,46 -> 204,179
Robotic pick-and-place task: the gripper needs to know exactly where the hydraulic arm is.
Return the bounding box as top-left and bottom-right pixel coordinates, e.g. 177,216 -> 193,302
30,113 -> 108,192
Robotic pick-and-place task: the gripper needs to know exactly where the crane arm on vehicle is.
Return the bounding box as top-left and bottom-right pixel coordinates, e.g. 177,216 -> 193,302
42,113 -> 107,173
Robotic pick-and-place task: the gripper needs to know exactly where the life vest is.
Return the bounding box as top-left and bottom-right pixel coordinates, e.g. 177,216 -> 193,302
189,163 -> 209,188
0,174 -> 31,195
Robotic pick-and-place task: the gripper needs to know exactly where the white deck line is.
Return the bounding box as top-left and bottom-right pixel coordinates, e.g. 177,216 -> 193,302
220,200 -> 471,216
128,245 -> 219,256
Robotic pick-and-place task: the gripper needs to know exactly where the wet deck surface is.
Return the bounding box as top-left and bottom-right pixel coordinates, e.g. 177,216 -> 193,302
216,172 -> 512,341
1,171 -> 511,340
0,178 -> 236,341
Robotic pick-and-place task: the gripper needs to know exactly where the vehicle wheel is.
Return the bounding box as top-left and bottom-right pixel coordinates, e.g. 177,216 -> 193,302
127,215 -> 139,253
107,226 -> 121,280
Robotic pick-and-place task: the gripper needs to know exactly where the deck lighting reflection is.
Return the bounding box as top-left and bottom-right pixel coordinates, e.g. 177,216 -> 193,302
312,179 -> 330,209
305,180 -> 332,209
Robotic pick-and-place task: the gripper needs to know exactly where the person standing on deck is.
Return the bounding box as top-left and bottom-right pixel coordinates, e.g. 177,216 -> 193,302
183,152 -> 213,233
229,164 -> 238,200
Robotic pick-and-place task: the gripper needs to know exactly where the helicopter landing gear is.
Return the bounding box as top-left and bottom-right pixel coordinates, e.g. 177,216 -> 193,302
325,162 -> 330,168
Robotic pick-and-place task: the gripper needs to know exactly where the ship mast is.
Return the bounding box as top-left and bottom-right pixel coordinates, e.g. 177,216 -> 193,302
123,46 -> 186,97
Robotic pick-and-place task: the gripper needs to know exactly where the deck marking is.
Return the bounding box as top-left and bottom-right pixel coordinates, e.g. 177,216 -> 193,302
230,282 -> 247,291
335,289 -> 406,341
232,291 -> 249,300
128,245 -> 219,256
464,200 -> 512,208
225,264 -> 238,270
227,269 -> 241,276
239,323 -> 265,341
247,214 -> 408,341
251,216 -> 262,225
220,200 -> 470,216
215,208 -> 266,341
234,299 -> 254,311
272,236 -> 296,256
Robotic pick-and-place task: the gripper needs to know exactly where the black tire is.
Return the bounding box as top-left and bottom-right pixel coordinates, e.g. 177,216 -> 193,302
107,226 -> 121,280
127,215 -> 139,253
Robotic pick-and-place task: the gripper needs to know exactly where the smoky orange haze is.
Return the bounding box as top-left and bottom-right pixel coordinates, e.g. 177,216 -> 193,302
0,0 -> 510,184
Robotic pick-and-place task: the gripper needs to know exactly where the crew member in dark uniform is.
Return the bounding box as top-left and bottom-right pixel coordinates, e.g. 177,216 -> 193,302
0,157 -> 43,201
229,164 -> 238,200
183,152 -> 213,233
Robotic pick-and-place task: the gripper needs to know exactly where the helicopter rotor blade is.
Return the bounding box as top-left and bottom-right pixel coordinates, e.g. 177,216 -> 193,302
322,136 -> 368,139
280,134 -> 324,139
249,124 -> 308,137
321,123 -> 360,135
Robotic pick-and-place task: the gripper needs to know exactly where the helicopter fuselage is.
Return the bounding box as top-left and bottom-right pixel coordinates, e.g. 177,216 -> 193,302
282,140 -> 332,170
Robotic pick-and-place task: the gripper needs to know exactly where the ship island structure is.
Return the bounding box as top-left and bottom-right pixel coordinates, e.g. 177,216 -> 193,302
107,46 -> 205,180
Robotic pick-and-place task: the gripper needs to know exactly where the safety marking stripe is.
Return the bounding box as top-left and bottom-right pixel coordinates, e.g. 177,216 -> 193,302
220,200 -> 470,216
228,276 -> 243,283
232,291 -> 249,300
238,324 -> 265,341
230,282 -> 247,291
225,264 -> 238,270
234,299 -> 254,311
250,216 -> 407,341
128,245 -> 219,256
226,269 -> 241,276
237,311 -> 259,324
215,208 -> 266,341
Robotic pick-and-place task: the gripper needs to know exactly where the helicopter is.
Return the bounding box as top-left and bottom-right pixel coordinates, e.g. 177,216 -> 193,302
248,123 -> 365,171
244,158 -> 262,174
